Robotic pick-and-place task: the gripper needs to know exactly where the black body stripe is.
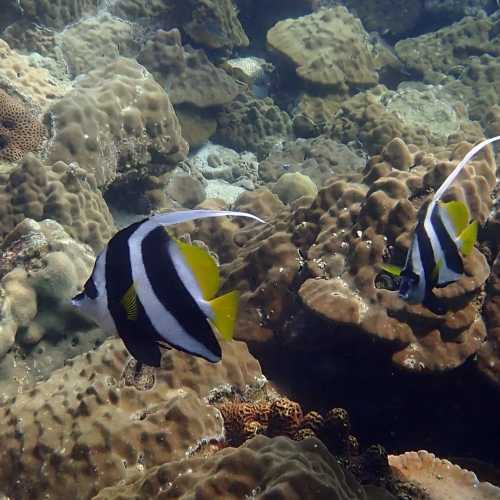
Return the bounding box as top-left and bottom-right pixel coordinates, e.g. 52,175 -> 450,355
141,226 -> 221,360
430,205 -> 463,274
415,220 -> 436,290
103,219 -> 166,366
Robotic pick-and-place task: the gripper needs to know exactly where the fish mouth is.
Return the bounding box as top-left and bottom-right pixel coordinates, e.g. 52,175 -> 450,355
71,292 -> 85,306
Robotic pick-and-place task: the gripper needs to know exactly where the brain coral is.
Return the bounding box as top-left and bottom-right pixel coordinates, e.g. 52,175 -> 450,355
0,218 -> 95,359
216,138 -> 497,373
266,7 -> 381,92
0,90 -> 46,162
0,337 -> 261,499
46,57 -> 188,189
92,435 -> 367,500
0,154 -> 115,251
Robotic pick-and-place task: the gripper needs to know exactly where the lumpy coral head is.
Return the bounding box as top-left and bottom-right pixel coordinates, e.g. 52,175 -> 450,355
0,90 -> 46,162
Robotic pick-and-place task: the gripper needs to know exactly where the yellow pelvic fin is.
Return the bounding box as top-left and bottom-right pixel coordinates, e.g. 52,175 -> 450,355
380,263 -> 403,276
439,201 -> 469,236
174,238 -> 220,300
209,290 -> 240,341
458,220 -> 478,257
121,283 -> 138,321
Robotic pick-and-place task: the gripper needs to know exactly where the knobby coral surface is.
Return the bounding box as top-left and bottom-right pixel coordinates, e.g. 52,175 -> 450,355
0,337 -> 261,500
214,138 -> 497,373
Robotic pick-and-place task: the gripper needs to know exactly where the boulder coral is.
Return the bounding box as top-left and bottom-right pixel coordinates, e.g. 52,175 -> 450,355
0,337 -> 261,499
92,435 -> 368,500
215,138 -> 497,373
46,57 -> 188,191
0,154 -> 115,252
0,218 -> 95,359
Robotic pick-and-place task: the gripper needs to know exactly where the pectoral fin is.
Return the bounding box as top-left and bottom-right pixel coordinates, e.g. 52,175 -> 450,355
457,221 -> 478,257
121,283 -> 138,321
209,290 -> 240,341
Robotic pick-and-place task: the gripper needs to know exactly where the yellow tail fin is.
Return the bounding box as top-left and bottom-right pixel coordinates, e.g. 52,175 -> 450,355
209,290 -> 240,341
458,221 -> 478,256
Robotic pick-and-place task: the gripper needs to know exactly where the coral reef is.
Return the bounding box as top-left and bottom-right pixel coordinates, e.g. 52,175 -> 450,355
0,337 -> 261,499
179,0 -> 249,50
395,15 -> 499,82
389,450 -> 500,499
0,39 -> 69,111
57,13 -> 143,77
216,92 -> 292,160
46,57 -> 188,194
341,0 -> 424,36
215,138 -> 497,373
329,85 -> 483,155
0,155 -> 115,251
266,7 -> 383,93
260,136 -> 366,185
0,90 -> 46,162
93,435 -> 368,500
15,0 -> 99,30
138,29 -> 240,109
272,172 -> 318,204
0,218 -> 95,358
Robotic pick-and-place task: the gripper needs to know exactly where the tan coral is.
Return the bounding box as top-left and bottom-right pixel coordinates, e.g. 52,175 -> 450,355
0,90 -> 46,162
93,435 -> 367,499
0,337 -> 262,500
267,7 -> 380,91
46,57 -> 188,190
17,0 -> 98,29
57,13 -> 143,77
0,218 -> 95,361
0,154 -> 115,252
0,39 -> 70,110
389,450 -> 500,500
138,29 -> 240,108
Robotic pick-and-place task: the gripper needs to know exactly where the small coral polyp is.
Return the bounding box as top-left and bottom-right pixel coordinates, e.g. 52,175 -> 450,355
0,90 -> 46,162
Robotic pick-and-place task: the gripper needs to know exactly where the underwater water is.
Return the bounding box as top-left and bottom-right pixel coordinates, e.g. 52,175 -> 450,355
0,0 -> 499,498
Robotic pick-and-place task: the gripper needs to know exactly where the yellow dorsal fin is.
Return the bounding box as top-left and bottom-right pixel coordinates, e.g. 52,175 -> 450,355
439,201 -> 469,236
209,290 -> 240,341
458,221 -> 478,256
121,283 -> 138,321
174,238 -> 220,300
380,263 -> 403,276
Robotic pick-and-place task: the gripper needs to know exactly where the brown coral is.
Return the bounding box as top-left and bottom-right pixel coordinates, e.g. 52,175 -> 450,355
93,435 -> 368,500
0,337 -> 262,499
0,154 -> 115,252
0,90 -> 46,162
213,138 -> 498,373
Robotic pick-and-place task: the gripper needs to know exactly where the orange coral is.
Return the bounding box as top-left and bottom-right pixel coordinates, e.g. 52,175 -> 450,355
0,90 -> 46,162
216,396 -> 359,457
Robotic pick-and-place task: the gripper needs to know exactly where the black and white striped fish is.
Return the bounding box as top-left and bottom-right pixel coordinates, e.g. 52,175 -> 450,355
71,209 -> 265,367
382,136 -> 500,314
